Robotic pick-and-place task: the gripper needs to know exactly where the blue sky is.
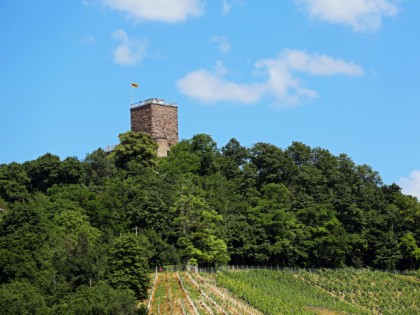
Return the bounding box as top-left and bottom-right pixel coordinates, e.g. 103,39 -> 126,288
1,0 -> 420,196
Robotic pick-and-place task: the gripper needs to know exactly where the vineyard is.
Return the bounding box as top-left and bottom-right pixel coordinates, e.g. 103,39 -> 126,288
147,268 -> 420,315
296,268 -> 420,314
147,267 -> 262,315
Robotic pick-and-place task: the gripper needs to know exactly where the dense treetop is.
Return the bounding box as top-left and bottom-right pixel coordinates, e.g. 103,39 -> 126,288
0,131 -> 419,313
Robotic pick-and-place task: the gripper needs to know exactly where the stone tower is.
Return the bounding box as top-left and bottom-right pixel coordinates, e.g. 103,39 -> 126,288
130,98 -> 178,157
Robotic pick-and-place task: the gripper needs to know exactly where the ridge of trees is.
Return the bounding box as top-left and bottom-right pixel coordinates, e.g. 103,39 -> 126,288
0,131 -> 419,313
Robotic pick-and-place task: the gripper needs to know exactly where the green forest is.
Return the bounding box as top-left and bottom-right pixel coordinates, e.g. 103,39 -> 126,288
1,131 -> 419,314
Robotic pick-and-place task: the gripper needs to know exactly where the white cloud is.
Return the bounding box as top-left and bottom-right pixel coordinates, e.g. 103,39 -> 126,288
104,0 -> 204,23
177,50 -> 364,107
295,0 -> 398,32
177,62 -> 265,104
399,170 -> 420,199
255,56 -> 319,107
112,29 -> 147,66
211,36 -> 231,54
278,49 -> 364,76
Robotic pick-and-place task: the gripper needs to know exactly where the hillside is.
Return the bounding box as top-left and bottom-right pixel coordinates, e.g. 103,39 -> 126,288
148,268 -> 420,314
0,131 -> 419,313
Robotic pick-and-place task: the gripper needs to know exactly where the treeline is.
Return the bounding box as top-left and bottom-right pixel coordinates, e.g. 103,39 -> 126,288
1,132 -> 419,313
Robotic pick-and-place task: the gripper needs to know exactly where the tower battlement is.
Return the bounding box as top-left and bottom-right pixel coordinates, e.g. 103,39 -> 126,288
130,98 -> 178,109
130,98 -> 178,157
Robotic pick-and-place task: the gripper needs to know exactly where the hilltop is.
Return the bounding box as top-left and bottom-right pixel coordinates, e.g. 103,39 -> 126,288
0,131 -> 419,313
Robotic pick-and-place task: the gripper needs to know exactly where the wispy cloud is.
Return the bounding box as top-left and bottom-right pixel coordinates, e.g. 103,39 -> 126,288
112,29 -> 147,66
295,0 -> 398,32
222,0 -> 232,15
103,0 -> 204,23
222,0 -> 243,15
399,170 -> 420,199
271,49 -> 364,76
211,36 -> 231,54
84,35 -> 97,45
177,49 -> 364,107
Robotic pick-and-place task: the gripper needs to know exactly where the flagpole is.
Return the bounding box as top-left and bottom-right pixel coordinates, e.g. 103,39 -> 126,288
130,83 -> 139,106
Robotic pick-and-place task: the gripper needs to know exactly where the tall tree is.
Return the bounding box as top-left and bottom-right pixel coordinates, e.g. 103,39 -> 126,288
190,134 -> 220,176
220,138 -> 249,180
0,162 -> 30,202
25,153 -> 62,192
250,142 -> 295,188
106,234 -> 149,300
84,148 -> 116,187
172,189 -> 229,267
111,131 -> 158,170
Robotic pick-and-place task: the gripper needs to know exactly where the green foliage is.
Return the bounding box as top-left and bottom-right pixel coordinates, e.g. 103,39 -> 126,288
220,138 -> 250,180
0,281 -> 45,315
298,268 -> 420,314
59,157 -> 84,185
247,183 -> 306,265
190,133 -> 220,176
0,197 -> 9,215
1,133 -> 420,312
107,234 -> 150,299
217,269 -> 368,314
140,230 -> 180,266
172,191 -> 229,266
24,153 -> 62,192
250,142 -> 295,187
0,162 -> 30,202
50,208 -> 102,290
399,232 -> 420,268
158,140 -> 201,175
50,282 -> 138,315
297,204 -> 349,267
84,148 -> 116,186
111,131 -> 158,170
0,202 -> 51,283
216,269 -> 420,315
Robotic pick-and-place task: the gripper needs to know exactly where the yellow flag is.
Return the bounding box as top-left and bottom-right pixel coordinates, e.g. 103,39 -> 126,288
131,83 -> 139,88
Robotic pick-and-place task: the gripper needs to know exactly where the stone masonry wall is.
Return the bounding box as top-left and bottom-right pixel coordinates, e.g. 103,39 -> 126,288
130,105 -> 152,134
155,138 -> 169,157
130,102 -> 178,157
149,104 -> 178,147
